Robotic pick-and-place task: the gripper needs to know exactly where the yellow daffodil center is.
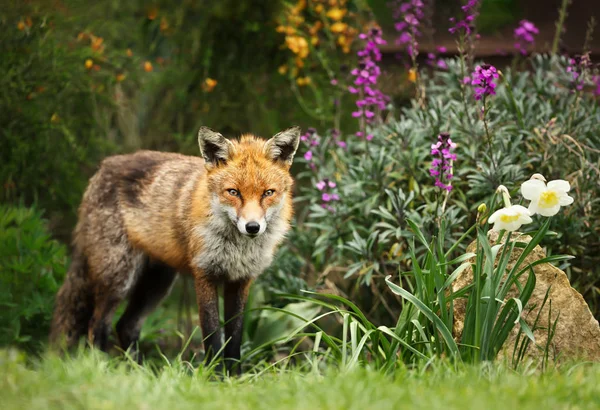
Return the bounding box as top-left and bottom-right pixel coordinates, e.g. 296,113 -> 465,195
538,190 -> 559,208
499,214 -> 520,223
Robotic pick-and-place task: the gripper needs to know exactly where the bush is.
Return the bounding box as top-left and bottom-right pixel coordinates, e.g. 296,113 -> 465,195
0,6 -> 114,223
0,205 -> 68,353
285,54 -> 600,323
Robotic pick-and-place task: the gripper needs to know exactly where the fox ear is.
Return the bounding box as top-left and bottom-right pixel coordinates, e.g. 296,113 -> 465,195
198,127 -> 234,168
264,126 -> 301,167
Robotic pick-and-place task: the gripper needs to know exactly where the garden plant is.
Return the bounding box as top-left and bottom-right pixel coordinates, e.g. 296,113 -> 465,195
2,0 -> 600,409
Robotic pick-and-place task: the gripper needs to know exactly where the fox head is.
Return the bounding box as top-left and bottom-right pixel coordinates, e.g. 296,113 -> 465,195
198,126 -> 300,237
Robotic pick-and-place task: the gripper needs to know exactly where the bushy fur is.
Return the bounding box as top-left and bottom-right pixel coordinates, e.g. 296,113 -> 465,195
50,127 -> 300,371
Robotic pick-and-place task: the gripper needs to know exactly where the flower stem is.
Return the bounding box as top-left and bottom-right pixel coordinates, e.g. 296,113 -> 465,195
551,0 -> 571,55
481,96 -> 498,170
500,72 -> 524,129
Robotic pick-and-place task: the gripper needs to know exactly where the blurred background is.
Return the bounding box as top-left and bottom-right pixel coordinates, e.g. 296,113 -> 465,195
2,0 -> 599,362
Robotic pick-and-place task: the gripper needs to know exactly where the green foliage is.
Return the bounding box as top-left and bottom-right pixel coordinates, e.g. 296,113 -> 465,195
4,349 -> 600,410
0,6 -> 113,219
288,54 -> 600,325
0,206 -> 68,353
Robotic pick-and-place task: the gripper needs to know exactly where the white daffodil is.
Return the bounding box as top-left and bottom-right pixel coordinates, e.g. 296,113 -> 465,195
488,205 -> 533,232
521,174 -> 574,217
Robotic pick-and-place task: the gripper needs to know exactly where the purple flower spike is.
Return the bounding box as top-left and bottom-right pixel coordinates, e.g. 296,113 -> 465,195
430,133 -> 457,192
449,0 -> 480,36
349,26 -> 389,137
514,19 -> 539,55
390,0 -> 424,58
469,64 -> 499,100
567,54 -> 592,92
316,178 -> 341,210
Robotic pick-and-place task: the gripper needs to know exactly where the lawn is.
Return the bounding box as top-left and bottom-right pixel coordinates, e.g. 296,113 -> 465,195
2,350 -> 600,410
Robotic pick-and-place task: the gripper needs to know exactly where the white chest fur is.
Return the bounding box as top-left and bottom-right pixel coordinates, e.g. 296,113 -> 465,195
192,197 -> 288,281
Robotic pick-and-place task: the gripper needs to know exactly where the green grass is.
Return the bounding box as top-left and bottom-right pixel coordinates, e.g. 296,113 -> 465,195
2,349 -> 600,410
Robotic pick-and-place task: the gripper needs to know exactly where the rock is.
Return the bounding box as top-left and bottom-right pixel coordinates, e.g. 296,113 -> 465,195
452,230 -> 600,362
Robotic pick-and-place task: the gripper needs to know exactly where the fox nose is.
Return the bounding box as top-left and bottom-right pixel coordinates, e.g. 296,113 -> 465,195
245,222 -> 260,235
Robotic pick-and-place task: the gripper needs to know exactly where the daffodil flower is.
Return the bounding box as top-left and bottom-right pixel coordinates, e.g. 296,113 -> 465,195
521,174 -> 574,217
487,185 -> 533,232
488,205 -> 533,232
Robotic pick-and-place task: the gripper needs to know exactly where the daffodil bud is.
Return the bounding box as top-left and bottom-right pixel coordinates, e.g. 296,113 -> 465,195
496,185 -> 512,208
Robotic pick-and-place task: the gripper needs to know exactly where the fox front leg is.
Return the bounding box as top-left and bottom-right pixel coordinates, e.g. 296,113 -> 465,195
223,279 -> 252,375
193,273 -> 222,366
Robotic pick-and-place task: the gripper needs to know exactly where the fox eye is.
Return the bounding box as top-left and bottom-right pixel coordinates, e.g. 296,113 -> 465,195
263,189 -> 275,197
227,189 -> 240,197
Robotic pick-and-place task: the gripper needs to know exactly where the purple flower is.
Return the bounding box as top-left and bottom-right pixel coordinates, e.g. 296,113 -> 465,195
514,20 -> 539,55
469,64 -> 499,100
430,133 -> 457,192
389,0 -> 424,58
567,54 -> 592,91
300,128 -> 321,165
316,178 -> 341,209
449,0 -> 479,36
349,27 -> 389,137
594,75 -> 600,96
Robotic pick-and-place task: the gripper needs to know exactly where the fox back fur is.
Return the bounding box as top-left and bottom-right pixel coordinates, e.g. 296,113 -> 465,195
50,126 -> 301,372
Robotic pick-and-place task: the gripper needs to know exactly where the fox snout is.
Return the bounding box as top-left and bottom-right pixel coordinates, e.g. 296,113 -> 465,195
236,201 -> 266,237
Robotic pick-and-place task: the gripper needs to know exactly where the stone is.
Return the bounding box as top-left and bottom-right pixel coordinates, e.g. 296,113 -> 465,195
452,230 -> 600,362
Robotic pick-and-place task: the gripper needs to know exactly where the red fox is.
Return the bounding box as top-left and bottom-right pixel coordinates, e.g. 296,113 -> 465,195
50,126 -> 301,373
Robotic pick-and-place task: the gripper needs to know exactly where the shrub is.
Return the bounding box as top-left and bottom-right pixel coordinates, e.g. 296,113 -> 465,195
0,5 -> 113,221
283,54 -> 600,324
0,205 -> 68,353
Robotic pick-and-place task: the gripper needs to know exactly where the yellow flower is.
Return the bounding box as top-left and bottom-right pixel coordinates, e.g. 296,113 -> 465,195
144,61 -> 153,72
285,35 -> 309,58
309,21 -> 323,36
90,35 -> 104,53
315,4 -> 324,13
408,68 -> 417,83
326,7 -> 346,21
50,113 -> 60,123
203,78 -> 217,92
278,65 -> 288,75
147,6 -> 158,20
116,73 -> 126,82
295,57 -> 305,68
330,22 -> 347,34
85,59 -> 93,70
160,17 -> 169,32
310,36 -> 319,46
296,76 -> 311,86
126,48 -> 133,57
291,0 -> 307,14
17,21 -> 25,31
337,35 -> 347,47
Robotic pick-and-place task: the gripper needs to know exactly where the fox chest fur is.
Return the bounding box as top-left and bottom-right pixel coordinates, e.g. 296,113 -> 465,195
191,195 -> 288,281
